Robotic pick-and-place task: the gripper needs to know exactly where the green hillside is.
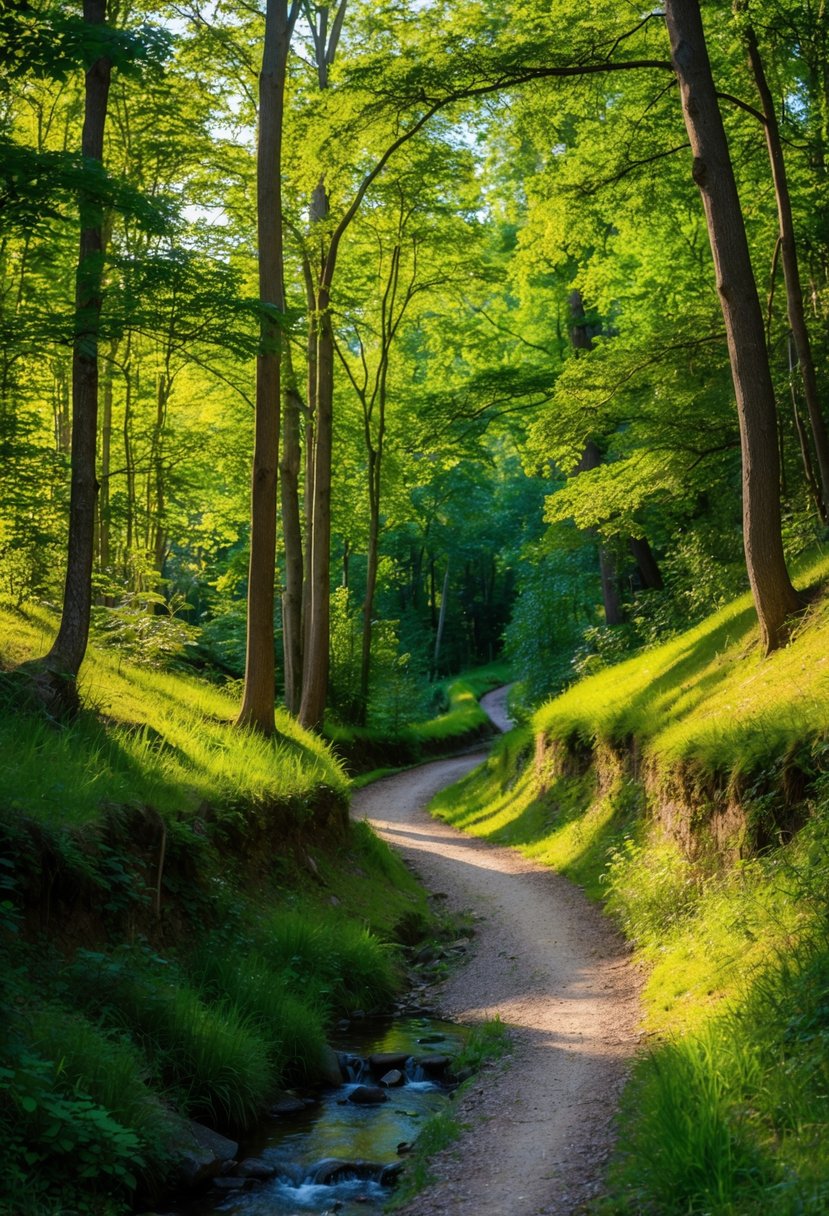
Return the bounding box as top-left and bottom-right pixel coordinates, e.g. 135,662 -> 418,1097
0,607 -> 434,1216
432,552 -> 829,1216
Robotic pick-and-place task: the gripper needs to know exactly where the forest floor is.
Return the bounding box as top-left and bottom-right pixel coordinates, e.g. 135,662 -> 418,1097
352,703 -> 642,1216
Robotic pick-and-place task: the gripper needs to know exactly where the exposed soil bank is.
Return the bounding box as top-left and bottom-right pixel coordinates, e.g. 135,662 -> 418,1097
352,754 -> 642,1216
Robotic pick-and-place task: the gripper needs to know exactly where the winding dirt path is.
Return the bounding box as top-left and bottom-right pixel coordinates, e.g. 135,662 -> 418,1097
352,712 -> 641,1216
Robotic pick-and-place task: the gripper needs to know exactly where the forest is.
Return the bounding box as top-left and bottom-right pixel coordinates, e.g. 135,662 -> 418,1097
4,0 -> 829,1213
7,0 -> 829,725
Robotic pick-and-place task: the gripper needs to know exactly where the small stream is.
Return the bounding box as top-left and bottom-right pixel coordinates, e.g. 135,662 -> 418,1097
188,1016 -> 468,1216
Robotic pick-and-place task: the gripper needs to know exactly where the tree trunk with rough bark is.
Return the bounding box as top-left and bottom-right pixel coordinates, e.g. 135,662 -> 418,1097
664,0 -> 799,653
740,12 -> 829,520
237,0 -> 297,733
44,0 -> 112,695
299,280 -> 334,729
280,340 -> 304,716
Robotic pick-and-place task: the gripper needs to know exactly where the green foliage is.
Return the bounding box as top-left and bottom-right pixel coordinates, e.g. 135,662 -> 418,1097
0,1012 -> 153,1215
387,1110 -> 465,1209
533,551 -> 829,782
66,949 -> 272,1132
452,1015 -> 511,1074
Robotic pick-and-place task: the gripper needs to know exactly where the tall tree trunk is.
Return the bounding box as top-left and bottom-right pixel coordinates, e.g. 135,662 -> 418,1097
44,0 -> 111,690
299,282 -> 334,728
788,334 -> 824,518
740,13 -> 829,519
358,448 -> 379,726
280,341 -> 304,716
432,561 -> 450,679
664,0 -> 799,653
98,337 -> 117,582
237,0 -> 297,733
569,291 -> 624,625
122,333 -> 135,573
630,537 -> 664,590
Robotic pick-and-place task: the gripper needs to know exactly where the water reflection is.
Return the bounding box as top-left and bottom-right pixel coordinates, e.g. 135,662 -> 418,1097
214,1017 -> 467,1216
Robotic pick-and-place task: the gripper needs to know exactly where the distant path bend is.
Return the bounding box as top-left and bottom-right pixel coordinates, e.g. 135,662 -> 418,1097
352,722 -> 641,1215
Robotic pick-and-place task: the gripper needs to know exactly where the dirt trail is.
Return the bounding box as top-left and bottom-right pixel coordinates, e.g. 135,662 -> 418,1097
352,712 -> 641,1216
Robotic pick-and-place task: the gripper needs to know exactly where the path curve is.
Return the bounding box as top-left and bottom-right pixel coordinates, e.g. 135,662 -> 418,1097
479,683 -> 515,733
352,752 -> 641,1216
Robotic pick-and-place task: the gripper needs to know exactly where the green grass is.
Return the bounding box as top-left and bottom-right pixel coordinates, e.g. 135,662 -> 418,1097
534,550 -> 829,781
0,605 -> 439,1214
326,662 -> 509,775
0,603 -> 348,831
429,555 -> 829,1215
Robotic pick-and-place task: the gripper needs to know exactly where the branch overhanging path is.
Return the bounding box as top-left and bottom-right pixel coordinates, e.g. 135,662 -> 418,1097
352,692 -> 642,1216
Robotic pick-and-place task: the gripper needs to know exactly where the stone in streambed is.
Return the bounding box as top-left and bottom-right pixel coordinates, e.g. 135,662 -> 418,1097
212,1177 -> 249,1192
348,1085 -> 388,1105
171,1117 -> 239,1189
369,1051 -> 409,1073
415,1054 -> 452,1076
379,1069 -> 404,1087
319,1043 -> 345,1085
235,1157 -> 277,1180
310,1159 -> 385,1184
268,1094 -> 307,1117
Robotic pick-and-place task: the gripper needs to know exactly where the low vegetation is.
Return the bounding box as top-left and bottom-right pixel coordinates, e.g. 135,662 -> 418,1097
0,606 -> 432,1216
431,551 -> 829,1215
328,661 -> 508,778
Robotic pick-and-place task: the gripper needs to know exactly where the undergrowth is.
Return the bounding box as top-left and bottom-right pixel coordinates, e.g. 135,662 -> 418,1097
0,606 -> 435,1216
327,661 -> 509,776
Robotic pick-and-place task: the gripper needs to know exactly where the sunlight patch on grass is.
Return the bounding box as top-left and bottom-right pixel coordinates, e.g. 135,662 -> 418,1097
0,604 -> 347,829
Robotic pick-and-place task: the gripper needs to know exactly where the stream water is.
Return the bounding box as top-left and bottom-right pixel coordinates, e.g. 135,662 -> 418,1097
193,1016 -> 468,1216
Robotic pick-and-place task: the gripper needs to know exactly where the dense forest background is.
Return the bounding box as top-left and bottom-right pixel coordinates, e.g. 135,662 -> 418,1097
4,0 -> 828,726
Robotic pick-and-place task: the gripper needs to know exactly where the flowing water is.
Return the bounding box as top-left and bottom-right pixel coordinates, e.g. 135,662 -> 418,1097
199,1016 -> 468,1216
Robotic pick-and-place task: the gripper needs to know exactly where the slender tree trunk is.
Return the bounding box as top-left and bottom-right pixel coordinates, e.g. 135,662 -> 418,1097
569,289 -> 625,625
44,0 -> 111,689
741,14 -> 829,518
299,283 -> 334,728
358,448 -> 379,725
664,0 -> 799,652
788,334 -> 824,518
432,561 -> 450,679
98,337 -> 117,582
237,0 -> 296,733
301,258 -> 318,681
122,333 -> 135,573
630,537 -> 664,590
280,341 -> 304,716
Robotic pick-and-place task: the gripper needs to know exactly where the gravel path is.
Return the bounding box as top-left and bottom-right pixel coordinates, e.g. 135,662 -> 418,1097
352,720 -> 641,1216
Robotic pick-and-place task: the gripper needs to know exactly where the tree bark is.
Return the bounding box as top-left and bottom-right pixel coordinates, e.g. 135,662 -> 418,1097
630,537 -> 664,591
237,0 -> 297,733
664,0 -> 799,653
741,13 -> 829,520
299,279 -> 334,728
98,337 -> 118,584
44,0 -> 112,688
280,339 -> 304,716
432,561 -> 450,679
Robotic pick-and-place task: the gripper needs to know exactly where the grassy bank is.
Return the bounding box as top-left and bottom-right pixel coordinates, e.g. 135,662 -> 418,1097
327,660 -> 510,778
0,605 -> 434,1216
430,552 -> 829,1215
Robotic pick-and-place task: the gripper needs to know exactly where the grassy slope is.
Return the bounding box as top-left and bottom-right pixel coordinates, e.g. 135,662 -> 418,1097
1,603 -> 347,827
0,606 -> 435,1216
431,551 -> 829,1215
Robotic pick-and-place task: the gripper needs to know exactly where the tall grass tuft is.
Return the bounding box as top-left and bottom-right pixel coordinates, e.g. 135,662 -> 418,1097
257,908 -> 398,1014
66,950 -> 272,1131
187,946 -> 327,1083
